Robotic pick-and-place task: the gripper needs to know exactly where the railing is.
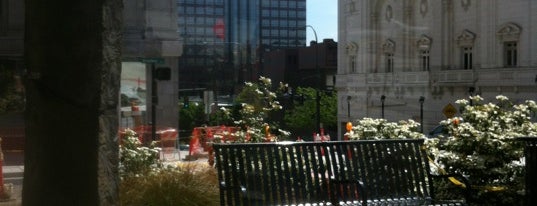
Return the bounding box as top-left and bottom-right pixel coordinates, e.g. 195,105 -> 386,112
435,69 -> 474,84
475,67 -> 536,86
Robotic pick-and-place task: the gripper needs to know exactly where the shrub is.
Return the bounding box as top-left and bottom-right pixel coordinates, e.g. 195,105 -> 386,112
119,129 -> 161,177
346,117 -> 425,140
119,130 -> 220,205
120,162 -> 220,206
427,95 -> 537,205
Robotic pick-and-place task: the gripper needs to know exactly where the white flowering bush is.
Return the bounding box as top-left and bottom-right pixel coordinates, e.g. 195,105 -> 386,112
217,76 -> 291,143
119,129 -> 162,177
346,117 -> 425,140
427,95 -> 537,204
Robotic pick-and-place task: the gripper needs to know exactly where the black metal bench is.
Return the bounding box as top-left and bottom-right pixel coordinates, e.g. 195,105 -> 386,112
213,139 -> 468,205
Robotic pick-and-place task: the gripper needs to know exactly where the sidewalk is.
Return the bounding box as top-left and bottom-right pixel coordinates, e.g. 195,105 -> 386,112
0,165 -> 23,206
1,151 -> 23,206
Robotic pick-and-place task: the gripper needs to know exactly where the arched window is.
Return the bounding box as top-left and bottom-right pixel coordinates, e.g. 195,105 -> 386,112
382,39 -> 395,73
497,23 -> 521,67
346,42 -> 358,73
456,30 -> 476,70
417,35 -> 432,71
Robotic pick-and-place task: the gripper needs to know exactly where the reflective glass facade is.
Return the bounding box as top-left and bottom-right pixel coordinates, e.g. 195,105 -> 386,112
177,0 -> 306,96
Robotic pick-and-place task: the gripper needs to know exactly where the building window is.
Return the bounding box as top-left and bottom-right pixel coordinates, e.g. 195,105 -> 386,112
348,1 -> 356,13
349,55 -> 356,73
497,23 -> 522,67
346,42 -> 358,72
462,47 -> 473,70
382,39 -> 395,72
420,50 -> 430,71
456,30 -> 476,70
504,42 -> 517,67
385,53 -> 394,73
417,35 -> 432,71
262,10 -> 270,17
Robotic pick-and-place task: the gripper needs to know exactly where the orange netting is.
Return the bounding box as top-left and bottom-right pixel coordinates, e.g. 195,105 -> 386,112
188,126 -> 239,165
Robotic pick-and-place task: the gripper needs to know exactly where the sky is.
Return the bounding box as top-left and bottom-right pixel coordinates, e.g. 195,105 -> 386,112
307,0 -> 338,44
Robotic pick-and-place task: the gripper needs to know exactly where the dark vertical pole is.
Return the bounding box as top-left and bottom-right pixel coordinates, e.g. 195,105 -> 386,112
307,25 -> 320,134
468,87 -> 475,106
151,63 -> 157,141
315,42 -> 320,134
346,95 -> 352,122
419,96 -> 425,133
381,95 -> 386,119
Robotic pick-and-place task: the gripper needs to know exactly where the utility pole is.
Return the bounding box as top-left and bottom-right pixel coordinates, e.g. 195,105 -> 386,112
307,25 -> 321,134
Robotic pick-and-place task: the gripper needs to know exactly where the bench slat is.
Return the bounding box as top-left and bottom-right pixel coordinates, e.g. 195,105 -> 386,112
214,139 -> 465,206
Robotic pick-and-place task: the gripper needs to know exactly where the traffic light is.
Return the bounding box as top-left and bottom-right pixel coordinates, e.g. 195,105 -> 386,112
156,67 -> 171,80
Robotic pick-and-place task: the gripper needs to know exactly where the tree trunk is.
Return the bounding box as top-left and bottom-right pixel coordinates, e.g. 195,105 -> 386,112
23,0 -> 123,205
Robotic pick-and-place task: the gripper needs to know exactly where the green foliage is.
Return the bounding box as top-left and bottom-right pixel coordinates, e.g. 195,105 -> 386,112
120,163 -> 220,206
427,95 -> 537,205
284,87 -> 337,132
207,105 -> 236,126
119,129 -> 161,177
222,77 -> 290,142
346,118 -> 425,140
179,102 -> 206,130
0,67 -> 24,114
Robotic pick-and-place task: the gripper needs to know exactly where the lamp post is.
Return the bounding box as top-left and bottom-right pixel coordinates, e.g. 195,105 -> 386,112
306,25 -> 321,134
468,87 -> 475,106
419,96 -> 425,133
381,95 -> 386,119
347,96 -> 352,121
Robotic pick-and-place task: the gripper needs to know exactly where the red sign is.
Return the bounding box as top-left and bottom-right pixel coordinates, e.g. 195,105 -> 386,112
213,18 -> 225,40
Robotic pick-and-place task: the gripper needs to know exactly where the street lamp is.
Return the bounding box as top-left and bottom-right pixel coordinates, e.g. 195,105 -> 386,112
347,96 -> 352,121
419,96 -> 425,133
306,25 -> 321,135
468,87 -> 475,106
381,95 -> 386,119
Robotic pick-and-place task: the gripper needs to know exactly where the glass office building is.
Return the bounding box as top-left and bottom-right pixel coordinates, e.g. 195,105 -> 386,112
177,0 -> 307,97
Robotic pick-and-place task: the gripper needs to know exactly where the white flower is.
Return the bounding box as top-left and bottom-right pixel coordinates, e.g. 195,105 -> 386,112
496,95 -> 509,101
255,89 -> 263,95
455,99 -> 469,105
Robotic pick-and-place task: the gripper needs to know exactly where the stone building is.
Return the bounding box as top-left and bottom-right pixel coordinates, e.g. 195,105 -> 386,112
122,0 -> 182,129
336,0 -> 537,137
